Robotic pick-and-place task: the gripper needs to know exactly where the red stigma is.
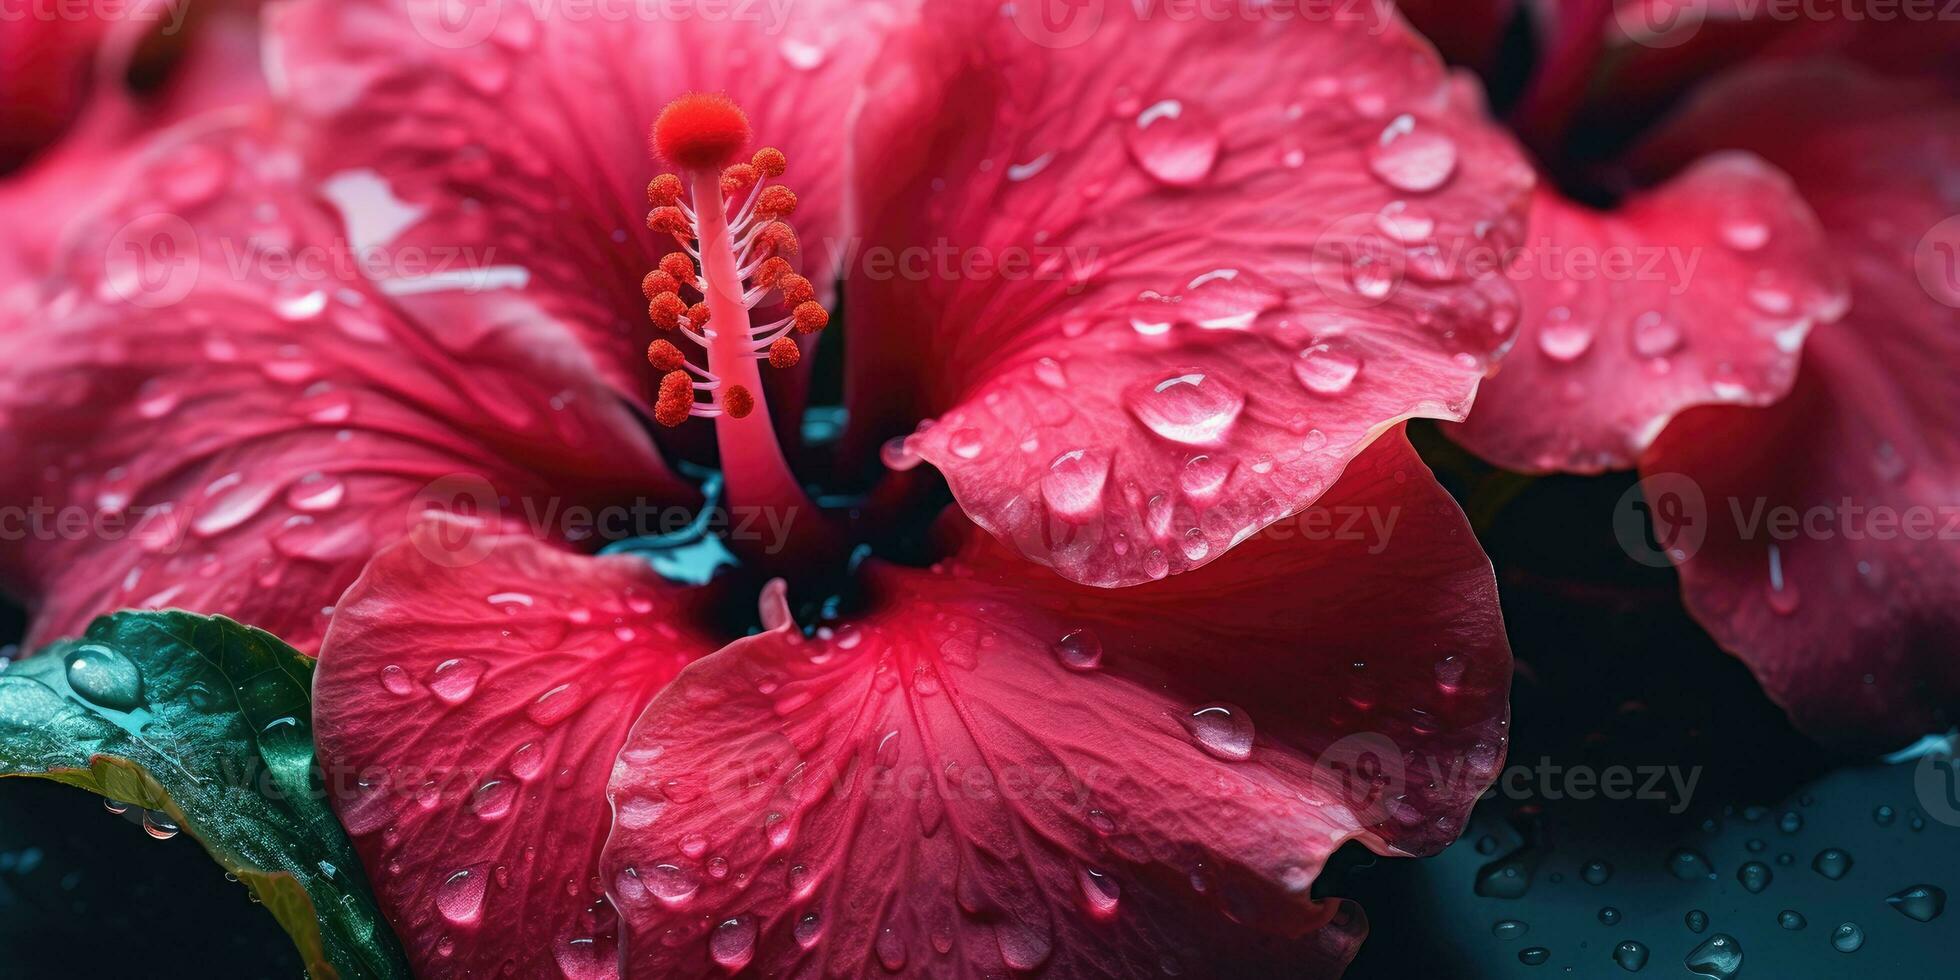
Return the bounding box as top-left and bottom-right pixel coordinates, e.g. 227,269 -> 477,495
648,292 -> 686,330
792,301 -> 829,334
724,385 -> 755,419
655,371 -> 694,427
642,269 -> 679,300
647,339 -> 687,372
652,93 -> 751,171
767,336 -> 801,369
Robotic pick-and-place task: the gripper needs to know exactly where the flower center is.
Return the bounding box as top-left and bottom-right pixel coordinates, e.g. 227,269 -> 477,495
639,93 -> 837,567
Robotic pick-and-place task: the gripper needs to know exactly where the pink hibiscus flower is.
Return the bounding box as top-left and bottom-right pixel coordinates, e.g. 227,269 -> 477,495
1419,2 -> 1960,748
0,0 -> 1532,974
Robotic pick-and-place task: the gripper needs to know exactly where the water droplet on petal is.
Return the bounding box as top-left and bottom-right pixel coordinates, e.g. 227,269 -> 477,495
1630,310 -> 1684,358
1126,372 -> 1244,445
1182,702 -> 1253,761
709,915 -> 757,970
1041,449 -> 1110,521
1079,866 -> 1120,918
428,658 -> 485,705
1052,629 -> 1103,671
1537,310 -> 1594,362
1294,345 -> 1362,395
1367,114 -> 1458,193
1126,99 -> 1219,187
436,868 -> 487,925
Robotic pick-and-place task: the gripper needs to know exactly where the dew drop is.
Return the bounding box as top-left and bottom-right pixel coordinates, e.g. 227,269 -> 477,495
1294,345 -> 1362,395
1778,909 -> 1806,930
1125,99 -> 1220,187
436,868 -> 487,925
470,780 -> 516,820
1041,449 -> 1110,521
1630,310 -> 1684,358
949,428 -> 986,460
1670,848 -> 1715,881
794,911 -> 822,947
1685,909 -> 1709,933
1537,310 -> 1594,362
1125,372 -> 1244,445
1367,114 -> 1458,193
1613,940 -> 1649,972
1517,946 -> 1550,967
709,915 -> 757,970
1051,629 -> 1103,671
647,863 -> 697,907
1079,865 -> 1120,918
1812,848 -> 1852,880
1181,702 -> 1254,761
428,658 -> 486,705
1492,919 -> 1529,940
142,810 -> 179,840
1684,934 -> 1742,979
1582,860 -> 1614,885
1737,861 -> 1772,893
1830,921 -> 1865,952
1598,906 -> 1622,925
63,644 -> 144,711
1475,856 -> 1534,899
1886,883 -> 1945,922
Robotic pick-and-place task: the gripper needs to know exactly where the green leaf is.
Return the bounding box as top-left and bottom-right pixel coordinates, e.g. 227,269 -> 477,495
0,611 -> 410,979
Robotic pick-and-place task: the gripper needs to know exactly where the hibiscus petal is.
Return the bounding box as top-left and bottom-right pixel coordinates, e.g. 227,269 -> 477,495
315,523 -> 725,979
602,433 -> 1510,976
1633,65 -> 1960,747
845,0 -> 1533,586
1449,153 -> 1848,472
0,121 -> 686,653
264,0 -> 905,419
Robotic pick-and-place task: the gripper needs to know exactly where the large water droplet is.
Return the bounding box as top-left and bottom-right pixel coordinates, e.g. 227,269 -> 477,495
709,915 -> 757,971
1078,866 -> 1120,918
428,658 -> 485,705
1182,702 -> 1254,761
646,862 -> 697,907
436,868 -> 487,925
1613,940 -> 1649,972
1670,848 -> 1715,880
1537,309 -> 1594,361
63,644 -> 144,711
1294,345 -> 1362,395
1887,883 -> 1946,922
1041,449 -> 1110,522
1367,114 -> 1458,193
1052,629 -> 1103,671
1125,372 -> 1244,445
1126,99 -> 1220,187
1685,934 -> 1742,979
1737,860 -> 1772,893
142,810 -> 179,840
1812,848 -> 1852,880
1830,921 -> 1865,952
